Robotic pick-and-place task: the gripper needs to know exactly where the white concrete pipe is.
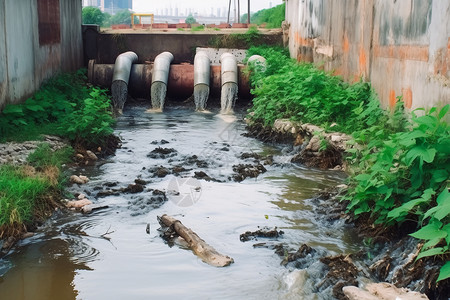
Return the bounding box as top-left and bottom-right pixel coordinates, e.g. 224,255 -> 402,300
151,51 -> 174,85
112,51 -> 138,83
111,51 -> 138,113
193,51 -> 211,111
194,51 -> 211,87
220,52 -> 238,86
247,55 -> 267,72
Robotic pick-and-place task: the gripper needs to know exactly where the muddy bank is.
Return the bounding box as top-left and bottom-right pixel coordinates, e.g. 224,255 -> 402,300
245,120 -> 448,299
245,119 -> 351,170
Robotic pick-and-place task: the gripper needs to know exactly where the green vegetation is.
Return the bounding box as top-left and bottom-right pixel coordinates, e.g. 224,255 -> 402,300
241,3 -> 285,28
82,7 -> 137,27
0,145 -> 73,237
0,69 -> 115,146
82,6 -> 106,26
246,45 -> 450,282
246,46 -> 379,134
0,69 -> 115,239
191,25 -> 205,32
185,14 -> 197,25
208,26 -> 264,48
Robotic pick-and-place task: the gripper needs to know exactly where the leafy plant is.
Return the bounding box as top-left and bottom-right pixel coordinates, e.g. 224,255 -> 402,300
240,3 -> 285,28
62,88 -> 114,144
246,46 -> 379,134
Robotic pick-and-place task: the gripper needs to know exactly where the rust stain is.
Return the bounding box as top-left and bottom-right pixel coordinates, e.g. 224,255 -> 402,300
343,34 -> 349,53
373,45 -> 429,62
402,87 -> 413,109
359,46 -> 367,75
389,90 -> 396,108
294,31 -> 314,47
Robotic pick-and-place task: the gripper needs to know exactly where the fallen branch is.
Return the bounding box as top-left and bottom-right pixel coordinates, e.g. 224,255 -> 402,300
158,214 -> 234,267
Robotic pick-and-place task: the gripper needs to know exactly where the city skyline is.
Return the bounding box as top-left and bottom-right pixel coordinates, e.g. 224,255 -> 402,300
133,0 -> 283,16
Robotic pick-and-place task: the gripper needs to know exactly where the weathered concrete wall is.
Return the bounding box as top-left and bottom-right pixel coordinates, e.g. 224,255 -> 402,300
94,32 -> 283,64
0,0 -> 83,110
285,0 -> 450,109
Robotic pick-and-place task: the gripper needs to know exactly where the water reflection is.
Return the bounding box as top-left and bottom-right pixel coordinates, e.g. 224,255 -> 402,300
0,238 -> 91,300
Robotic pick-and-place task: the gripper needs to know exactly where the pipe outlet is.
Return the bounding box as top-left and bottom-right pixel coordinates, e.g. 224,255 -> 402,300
194,51 -> 211,87
247,55 -> 267,72
152,51 -> 174,85
220,53 -> 238,86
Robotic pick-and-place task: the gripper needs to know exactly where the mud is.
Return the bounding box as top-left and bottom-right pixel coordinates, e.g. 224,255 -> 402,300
239,227 -> 284,242
232,163 -> 267,182
147,147 -> 178,159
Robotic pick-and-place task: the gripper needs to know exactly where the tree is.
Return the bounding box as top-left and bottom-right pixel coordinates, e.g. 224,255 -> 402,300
185,14 -> 196,24
109,9 -> 138,25
82,6 -> 105,26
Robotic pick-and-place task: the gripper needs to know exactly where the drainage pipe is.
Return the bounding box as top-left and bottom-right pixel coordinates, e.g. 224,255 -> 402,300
111,51 -> 138,112
247,55 -> 267,72
220,53 -> 238,87
151,52 -> 174,110
194,51 -> 211,88
151,51 -> 174,86
193,52 -> 211,111
220,53 -> 238,113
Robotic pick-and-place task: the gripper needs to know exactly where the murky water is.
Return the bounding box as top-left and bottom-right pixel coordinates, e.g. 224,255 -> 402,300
0,104 -> 361,300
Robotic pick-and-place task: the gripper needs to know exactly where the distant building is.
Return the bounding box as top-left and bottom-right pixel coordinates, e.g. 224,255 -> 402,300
99,0 -> 132,14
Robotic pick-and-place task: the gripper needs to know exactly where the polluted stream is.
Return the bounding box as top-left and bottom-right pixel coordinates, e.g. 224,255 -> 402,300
0,103 -> 363,300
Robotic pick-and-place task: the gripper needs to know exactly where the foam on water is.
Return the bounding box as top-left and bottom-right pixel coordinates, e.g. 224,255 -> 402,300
220,82 -> 238,114
193,84 -> 210,111
151,81 -> 167,110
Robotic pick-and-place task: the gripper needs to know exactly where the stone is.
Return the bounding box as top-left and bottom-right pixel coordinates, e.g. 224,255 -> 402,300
305,136 -> 321,152
79,175 -> 89,183
76,153 -> 84,160
77,193 -> 86,200
70,175 -> 85,184
331,135 -> 342,143
343,283 -> 429,300
66,199 -> 92,209
86,150 -> 98,161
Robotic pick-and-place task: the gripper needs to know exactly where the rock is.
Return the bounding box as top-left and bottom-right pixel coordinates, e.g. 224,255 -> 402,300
81,204 -> 109,214
86,150 -> 98,161
305,136 -> 321,152
66,199 -> 92,209
134,178 -> 147,185
331,135 -> 342,143
79,175 -> 89,183
240,227 -> 284,242
76,153 -> 84,160
124,184 -> 144,194
342,286 -> 379,300
232,163 -> 267,182
147,147 -> 177,159
70,175 -> 85,184
343,283 -> 429,300
77,193 -> 86,200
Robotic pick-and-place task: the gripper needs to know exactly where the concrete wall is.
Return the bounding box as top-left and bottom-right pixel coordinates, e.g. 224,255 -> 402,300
93,32 -> 283,64
0,0 -> 83,110
285,0 -> 449,109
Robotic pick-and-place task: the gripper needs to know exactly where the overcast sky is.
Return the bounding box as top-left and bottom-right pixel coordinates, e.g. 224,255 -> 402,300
133,0 -> 283,15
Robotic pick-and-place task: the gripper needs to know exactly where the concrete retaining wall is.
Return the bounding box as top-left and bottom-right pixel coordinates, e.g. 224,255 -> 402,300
92,32 -> 283,64
0,0 -> 83,110
285,0 -> 449,109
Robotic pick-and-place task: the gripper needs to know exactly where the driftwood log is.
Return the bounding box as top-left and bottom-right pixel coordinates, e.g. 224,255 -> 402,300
158,214 -> 234,267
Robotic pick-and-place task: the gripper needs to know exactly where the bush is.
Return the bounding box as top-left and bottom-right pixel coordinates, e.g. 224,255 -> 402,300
246,46 -> 381,134
0,69 -> 115,145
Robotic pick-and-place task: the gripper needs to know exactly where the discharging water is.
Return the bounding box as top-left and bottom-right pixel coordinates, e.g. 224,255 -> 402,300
111,80 -> 128,113
220,82 -> 238,114
151,81 -> 167,111
194,84 -> 210,111
0,104 -> 362,300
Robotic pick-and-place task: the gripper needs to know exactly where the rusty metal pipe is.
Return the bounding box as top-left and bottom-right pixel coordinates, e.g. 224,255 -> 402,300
88,60 -> 251,99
